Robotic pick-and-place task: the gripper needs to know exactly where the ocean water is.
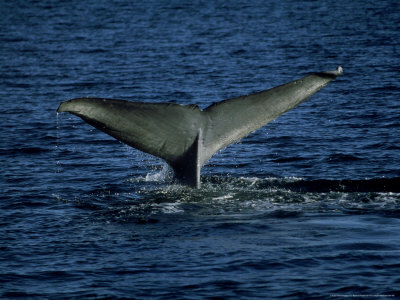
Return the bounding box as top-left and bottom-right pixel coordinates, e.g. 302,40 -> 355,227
1,0 -> 400,299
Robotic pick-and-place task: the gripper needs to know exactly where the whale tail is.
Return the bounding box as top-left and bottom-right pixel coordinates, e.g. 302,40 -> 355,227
57,66 -> 343,187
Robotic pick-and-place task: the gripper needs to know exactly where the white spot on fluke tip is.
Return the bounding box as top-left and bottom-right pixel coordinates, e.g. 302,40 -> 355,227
323,66 -> 343,76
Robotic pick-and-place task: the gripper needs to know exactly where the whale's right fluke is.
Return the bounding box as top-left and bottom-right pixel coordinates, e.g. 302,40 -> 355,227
202,66 -> 344,164
57,66 -> 343,188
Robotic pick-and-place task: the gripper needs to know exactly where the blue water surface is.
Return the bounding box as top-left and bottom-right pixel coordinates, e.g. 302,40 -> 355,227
1,0 -> 400,298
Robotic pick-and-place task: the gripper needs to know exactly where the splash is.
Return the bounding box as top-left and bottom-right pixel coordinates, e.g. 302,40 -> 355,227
145,163 -> 173,183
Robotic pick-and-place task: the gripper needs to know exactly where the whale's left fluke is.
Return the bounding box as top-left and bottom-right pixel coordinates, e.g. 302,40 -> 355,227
57,66 -> 343,188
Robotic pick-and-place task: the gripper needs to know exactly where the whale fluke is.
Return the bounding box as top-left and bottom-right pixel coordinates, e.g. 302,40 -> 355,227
57,66 -> 343,188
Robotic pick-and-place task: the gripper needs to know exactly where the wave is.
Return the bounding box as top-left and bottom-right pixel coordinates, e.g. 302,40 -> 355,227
126,164 -> 400,193
326,153 -> 363,163
200,176 -> 400,193
243,177 -> 400,193
0,147 -> 50,156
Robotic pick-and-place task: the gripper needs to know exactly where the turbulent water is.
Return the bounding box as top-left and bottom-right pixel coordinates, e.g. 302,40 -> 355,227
1,0 -> 400,299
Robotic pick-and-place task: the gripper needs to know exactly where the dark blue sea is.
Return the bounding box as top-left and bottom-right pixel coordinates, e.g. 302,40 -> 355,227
1,0 -> 400,299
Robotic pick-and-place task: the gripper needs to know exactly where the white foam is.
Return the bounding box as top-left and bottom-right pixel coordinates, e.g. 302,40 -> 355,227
212,193 -> 234,201
160,202 -> 184,214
